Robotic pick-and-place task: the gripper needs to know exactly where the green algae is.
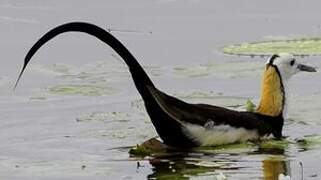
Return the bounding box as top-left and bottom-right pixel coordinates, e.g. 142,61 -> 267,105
259,139 -> 290,150
129,145 -> 153,157
296,134 -> 321,150
246,99 -> 256,112
129,138 -> 291,157
194,142 -> 257,154
31,63 -> 73,74
223,37 -> 321,56
173,66 -> 211,78
48,84 -> 116,96
195,139 -> 290,155
76,111 -> 130,122
129,138 -> 167,157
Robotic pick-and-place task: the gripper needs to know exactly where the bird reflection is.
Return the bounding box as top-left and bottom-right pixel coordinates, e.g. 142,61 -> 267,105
137,142 -> 290,179
262,158 -> 290,180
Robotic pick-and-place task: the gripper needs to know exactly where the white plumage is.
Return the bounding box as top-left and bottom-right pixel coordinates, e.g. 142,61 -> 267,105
183,123 -> 259,146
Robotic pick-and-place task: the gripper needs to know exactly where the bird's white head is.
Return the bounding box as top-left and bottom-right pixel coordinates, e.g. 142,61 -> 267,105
267,53 -> 316,81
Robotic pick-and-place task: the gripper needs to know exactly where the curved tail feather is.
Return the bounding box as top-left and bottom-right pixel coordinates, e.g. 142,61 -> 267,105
15,22 -> 199,147
14,22 -> 154,96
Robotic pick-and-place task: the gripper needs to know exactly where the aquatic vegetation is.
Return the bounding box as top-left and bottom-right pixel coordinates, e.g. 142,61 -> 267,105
259,139 -> 290,151
129,138 -> 291,158
129,138 -> 167,156
246,99 -> 256,112
223,37 -> 321,56
296,134 -> 321,150
143,65 -> 165,77
174,91 -> 219,99
48,84 -> 117,96
30,63 -> 73,75
76,111 -> 130,122
194,142 -> 257,154
129,144 -> 153,156
173,66 -> 211,78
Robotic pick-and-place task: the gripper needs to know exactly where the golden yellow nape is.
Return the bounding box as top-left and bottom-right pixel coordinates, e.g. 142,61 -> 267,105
256,65 -> 284,117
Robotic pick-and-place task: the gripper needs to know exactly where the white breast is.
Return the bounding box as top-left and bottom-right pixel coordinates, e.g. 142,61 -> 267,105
183,123 -> 259,146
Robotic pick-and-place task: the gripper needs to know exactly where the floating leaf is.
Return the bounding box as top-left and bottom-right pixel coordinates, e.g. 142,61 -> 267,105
223,38 -> 321,56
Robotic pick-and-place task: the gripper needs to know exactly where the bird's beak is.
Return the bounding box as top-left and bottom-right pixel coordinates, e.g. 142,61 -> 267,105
297,63 -> 317,72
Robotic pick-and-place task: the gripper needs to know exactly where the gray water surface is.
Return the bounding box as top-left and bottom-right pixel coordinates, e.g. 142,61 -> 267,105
1,0 -> 321,179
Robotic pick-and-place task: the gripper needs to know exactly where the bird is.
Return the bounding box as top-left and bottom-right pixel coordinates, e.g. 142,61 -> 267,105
15,22 -> 316,148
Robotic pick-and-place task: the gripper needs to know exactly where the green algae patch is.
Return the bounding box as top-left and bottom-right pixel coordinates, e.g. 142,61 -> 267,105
76,111 -> 130,122
48,84 -> 116,96
30,63 -> 73,75
129,145 -> 153,157
223,38 -> 321,56
246,99 -> 256,112
129,138 -> 168,157
194,142 -> 257,154
173,66 -> 211,78
196,139 -> 290,154
259,139 -> 290,150
296,134 -> 321,150
130,138 -> 292,157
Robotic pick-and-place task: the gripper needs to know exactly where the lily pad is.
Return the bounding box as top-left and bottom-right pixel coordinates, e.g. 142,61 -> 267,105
48,84 -> 116,96
223,37 -> 321,56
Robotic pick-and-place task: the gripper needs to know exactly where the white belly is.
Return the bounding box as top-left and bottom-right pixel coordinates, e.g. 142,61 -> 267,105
183,123 -> 259,146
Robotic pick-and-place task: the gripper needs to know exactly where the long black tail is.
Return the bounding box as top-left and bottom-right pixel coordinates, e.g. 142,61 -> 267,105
15,22 -> 198,147
14,22 -> 155,98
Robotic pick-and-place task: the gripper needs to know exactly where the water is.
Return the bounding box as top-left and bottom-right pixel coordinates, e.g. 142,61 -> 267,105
0,0 -> 321,179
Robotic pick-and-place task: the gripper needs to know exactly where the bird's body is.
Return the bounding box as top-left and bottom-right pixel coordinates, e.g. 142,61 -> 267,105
15,22 -> 316,148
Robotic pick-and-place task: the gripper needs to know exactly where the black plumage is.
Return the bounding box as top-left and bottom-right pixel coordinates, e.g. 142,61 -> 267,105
15,22 -> 284,148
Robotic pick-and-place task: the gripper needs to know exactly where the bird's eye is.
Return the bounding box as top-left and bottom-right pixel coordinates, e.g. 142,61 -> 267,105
290,59 -> 295,66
